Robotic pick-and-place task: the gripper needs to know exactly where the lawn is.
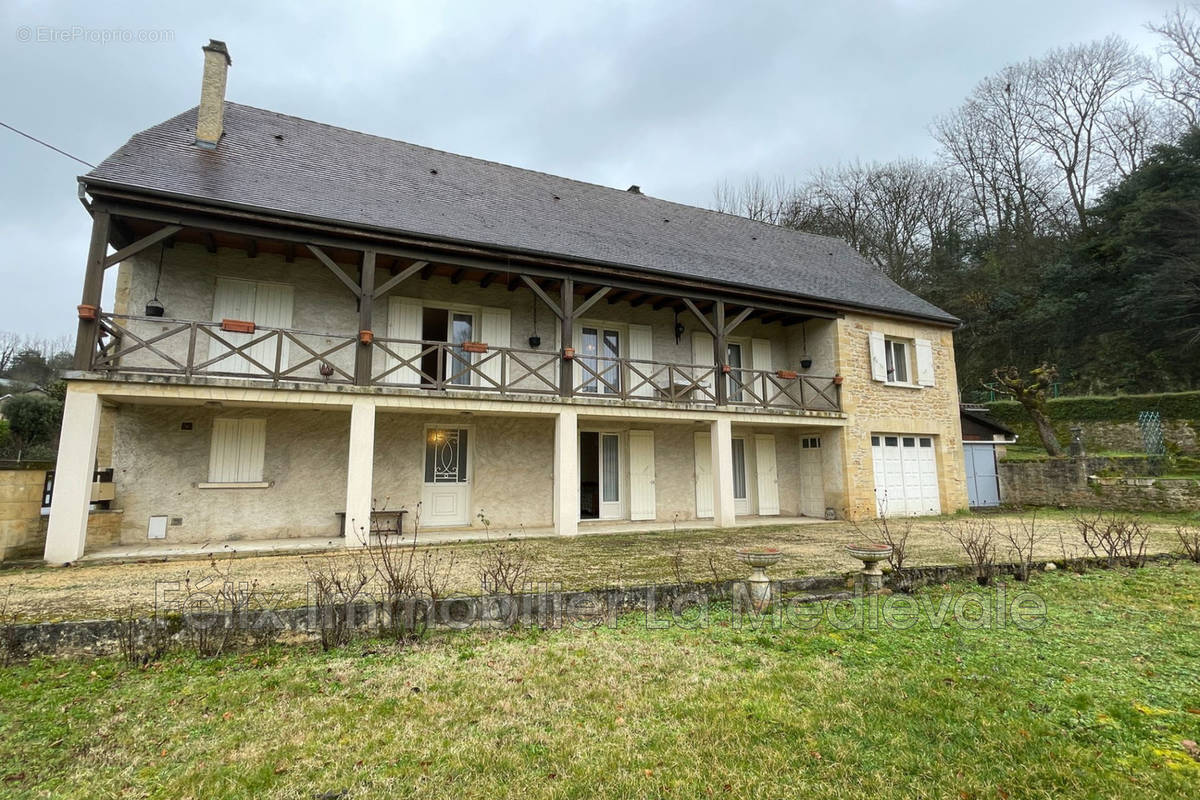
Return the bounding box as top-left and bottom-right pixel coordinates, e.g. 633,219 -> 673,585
0,509 -> 1194,622
1,563 -> 1198,798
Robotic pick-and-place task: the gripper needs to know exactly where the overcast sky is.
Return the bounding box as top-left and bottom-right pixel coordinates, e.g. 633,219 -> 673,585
0,0 -> 1178,340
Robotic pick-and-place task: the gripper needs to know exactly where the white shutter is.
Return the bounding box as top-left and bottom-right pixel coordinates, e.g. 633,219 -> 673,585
478,306 -> 511,389
694,431 -> 713,518
627,323 -> 653,398
692,331 -> 714,387
914,338 -> 935,387
210,278 -> 257,372
208,418 -> 266,483
751,338 -> 773,372
628,430 -> 656,520
754,434 -> 780,515
386,297 -> 422,384
868,331 -> 887,382
250,283 -> 293,374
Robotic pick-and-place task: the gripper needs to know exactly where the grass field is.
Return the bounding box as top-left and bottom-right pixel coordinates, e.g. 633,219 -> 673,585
2,562 -> 1199,798
2,508 -> 1194,622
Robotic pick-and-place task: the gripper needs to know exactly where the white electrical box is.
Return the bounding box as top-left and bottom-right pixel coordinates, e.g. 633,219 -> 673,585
147,515 -> 168,539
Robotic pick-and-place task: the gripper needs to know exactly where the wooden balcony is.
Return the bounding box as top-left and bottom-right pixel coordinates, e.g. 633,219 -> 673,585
88,313 -> 841,413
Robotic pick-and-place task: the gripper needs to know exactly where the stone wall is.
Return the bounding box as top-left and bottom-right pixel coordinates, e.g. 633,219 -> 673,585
999,457 -> 1200,512
0,466 -> 49,561
835,313 -> 969,519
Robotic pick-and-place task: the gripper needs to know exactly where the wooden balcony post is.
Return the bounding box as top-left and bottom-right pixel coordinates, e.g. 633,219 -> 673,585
713,299 -> 727,406
559,277 -> 574,397
355,250 -> 376,386
73,209 -> 111,370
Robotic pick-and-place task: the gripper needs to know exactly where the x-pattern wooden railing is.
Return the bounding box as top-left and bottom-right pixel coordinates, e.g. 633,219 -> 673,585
92,317 -> 840,411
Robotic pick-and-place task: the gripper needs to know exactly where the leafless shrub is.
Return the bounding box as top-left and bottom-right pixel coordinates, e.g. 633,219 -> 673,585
946,519 -> 998,586
1177,523 -> 1200,563
0,588 -> 21,667
999,509 -> 1044,581
118,604 -> 171,666
848,510 -> 913,589
303,547 -> 372,651
475,511 -> 534,597
417,547 -> 457,609
1075,512 -> 1149,568
366,503 -> 423,642
670,545 -> 687,586
707,554 -> 722,584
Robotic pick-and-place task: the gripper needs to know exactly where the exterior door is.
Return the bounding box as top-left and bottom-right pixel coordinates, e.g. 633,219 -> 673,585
871,434 -> 940,517
797,435 -> 825,517
579,326 -> 621,394
421,428 -> 471,526
753,434 -> 780,515
726,342 -> 744,402
628,430 -> 656,521
446,312 -> 475,387
579,431 -> 622,520
964,443 -> 1001,507
731,437 -> 751,516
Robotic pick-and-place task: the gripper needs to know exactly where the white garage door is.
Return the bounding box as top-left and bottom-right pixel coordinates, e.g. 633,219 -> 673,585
871,434 -> 940,517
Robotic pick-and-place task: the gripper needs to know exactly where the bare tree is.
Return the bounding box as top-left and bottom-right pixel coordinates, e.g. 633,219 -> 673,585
1145,4 -> 1200,127
711,175 -> 796,225
991,364 -> 1064,457
1097,94 -> 1175,178
1026,36 -> 1146,229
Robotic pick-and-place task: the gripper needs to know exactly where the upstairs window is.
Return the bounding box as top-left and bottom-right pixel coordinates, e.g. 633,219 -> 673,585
885,339 -> 909,384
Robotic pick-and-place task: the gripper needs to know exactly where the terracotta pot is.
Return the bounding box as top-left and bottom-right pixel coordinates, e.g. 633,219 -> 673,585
721,364 -> 732,374
358,329 -> 374,345
462,341 -> 488,354
832,375 -> 844,385
776,369 -> 799,380
77,304 -> 99,321
221,318 -> 256,334
562,347 -> 575,360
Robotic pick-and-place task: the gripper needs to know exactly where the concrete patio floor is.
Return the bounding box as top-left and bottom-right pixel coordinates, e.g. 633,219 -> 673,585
76,516 -> 826,565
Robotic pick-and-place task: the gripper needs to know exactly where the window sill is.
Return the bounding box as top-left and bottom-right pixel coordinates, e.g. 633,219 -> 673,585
196,481 -> 272,490
883,381 -> 923,390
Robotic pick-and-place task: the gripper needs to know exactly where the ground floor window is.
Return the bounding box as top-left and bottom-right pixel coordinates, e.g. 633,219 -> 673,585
208,418 -> 266,483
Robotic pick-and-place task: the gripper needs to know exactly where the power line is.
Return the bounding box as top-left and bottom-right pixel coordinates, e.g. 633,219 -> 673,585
0,121 -> 95,169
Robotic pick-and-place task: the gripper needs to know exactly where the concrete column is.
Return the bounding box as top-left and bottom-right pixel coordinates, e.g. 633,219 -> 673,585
553,408 -> 579,535
710,417 -> 736,528
44,387 -> 103,564
343,398 -> 376,546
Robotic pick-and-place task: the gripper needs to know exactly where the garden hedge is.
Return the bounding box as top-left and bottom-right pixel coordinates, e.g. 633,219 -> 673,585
985,391 -> 1200,449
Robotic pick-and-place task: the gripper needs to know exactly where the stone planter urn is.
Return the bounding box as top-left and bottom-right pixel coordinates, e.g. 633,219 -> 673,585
846,543 -> 893,592
736,548 -> 783,611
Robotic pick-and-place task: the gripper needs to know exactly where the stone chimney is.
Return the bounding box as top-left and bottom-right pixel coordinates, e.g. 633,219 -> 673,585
195,39 -> 231,149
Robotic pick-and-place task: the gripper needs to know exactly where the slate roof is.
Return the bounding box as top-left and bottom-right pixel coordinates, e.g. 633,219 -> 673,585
84,103 -> 957,324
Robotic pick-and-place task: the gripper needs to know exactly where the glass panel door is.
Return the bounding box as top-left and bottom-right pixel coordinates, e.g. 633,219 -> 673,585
447,312 -> 474,386
580,327 -> 599,393
600,330 -> 621,394
727,342 -> 744,402
731,438 -> 748,500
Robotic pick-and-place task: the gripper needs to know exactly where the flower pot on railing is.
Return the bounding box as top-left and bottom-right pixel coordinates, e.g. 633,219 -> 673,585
776,369 -> 799,380
77,304 -> 99,321
358,329 -> 374,345
721,364 -> 732,374
562,347 -> 575,360
221,318 -> 256,334
833,375 -> 844,385
462,341 -> 488,354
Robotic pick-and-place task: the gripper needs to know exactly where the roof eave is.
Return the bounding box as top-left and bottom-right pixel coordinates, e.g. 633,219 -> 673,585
80,175 -> 961,328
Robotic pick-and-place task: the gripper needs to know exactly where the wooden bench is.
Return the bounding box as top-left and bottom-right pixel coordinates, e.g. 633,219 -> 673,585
334,509 -> 408,538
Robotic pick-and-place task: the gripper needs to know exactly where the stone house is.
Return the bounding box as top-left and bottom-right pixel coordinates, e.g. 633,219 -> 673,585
43,41 -> 967,562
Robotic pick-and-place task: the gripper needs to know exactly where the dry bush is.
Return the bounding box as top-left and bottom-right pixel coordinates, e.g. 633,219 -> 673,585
366,505 -> 423,642
0,588 -> 20,667
849,511 -> 913,589
1175,523 -> 1200,563
1075,512 -> 1149,568
476,512 -> 535,596
945,519 -> 997,586
303,549 -> 372,651
999,510 -> 1044,581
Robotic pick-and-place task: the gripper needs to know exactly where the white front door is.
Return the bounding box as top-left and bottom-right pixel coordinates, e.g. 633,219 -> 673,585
871,434 -> 940,517
754,434 -> 780,516
731,437 -> 751,516
578,326 -> 621,394
797,435 -> 825,517
421,427 -> 471,526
